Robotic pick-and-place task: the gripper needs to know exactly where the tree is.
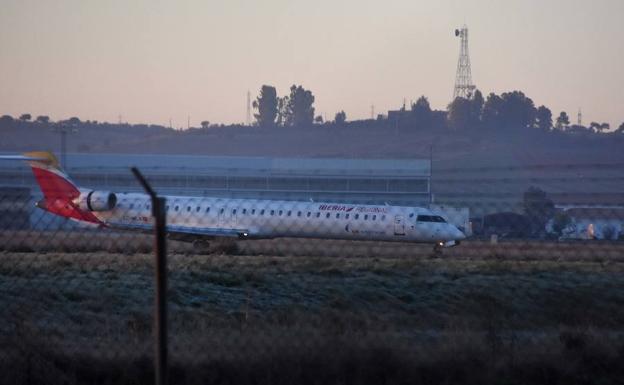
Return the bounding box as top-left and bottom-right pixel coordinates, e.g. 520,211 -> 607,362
284,85 -> 315,127
482,92 -> 504,129
334,110 -> 347,124
314,115 -> 323,124
447,97 -> 471,130
551,211 -> 572,237
616,122 -> 624,134
523,186 -> 555,235
469,89 -> 484,128
481,91 -> 537,131
596,122 -> 610,133
447,90 -> 484,131
277,96 -> 288,126
411,95 -> 432,128
36,115 -> 50,124
555,111 -> 569,130
200,120 -> 210,129
19,113 -> 32,122
67,117 -> 81,126
602,225 -> 617,240
499,91 -> 536,129
0,115 -> 15,126
588,122 -> 599,133
535,105 -> 552,131
252,85 -> 278,128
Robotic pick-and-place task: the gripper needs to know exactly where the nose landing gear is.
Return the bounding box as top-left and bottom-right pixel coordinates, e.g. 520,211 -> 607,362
432,241 -> 444,256
432,240 -> 461,256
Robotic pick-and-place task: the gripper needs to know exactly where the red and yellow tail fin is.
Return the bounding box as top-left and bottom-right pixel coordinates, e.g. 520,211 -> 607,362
23,151 -> 80,200
23,151 -> 102,224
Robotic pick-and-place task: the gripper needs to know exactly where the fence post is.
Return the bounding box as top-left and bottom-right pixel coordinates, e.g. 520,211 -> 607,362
131,167 -> 168,385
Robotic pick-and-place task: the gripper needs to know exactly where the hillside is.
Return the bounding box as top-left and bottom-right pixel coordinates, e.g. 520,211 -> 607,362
2,121 -> 624,168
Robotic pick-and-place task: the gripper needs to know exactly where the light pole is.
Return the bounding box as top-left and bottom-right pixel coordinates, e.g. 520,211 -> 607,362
51,124 -> 78,169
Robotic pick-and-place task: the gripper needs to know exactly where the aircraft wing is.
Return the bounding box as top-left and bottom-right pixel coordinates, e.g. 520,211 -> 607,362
0,154 -> 51,162
109,222 -> 251,239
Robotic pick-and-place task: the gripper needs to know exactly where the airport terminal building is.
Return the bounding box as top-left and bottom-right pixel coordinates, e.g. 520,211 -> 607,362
1,154 -> 448,230
0,154 -> 433,206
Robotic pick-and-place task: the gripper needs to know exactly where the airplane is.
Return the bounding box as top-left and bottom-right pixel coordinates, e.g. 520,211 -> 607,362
2,151 -> 466,249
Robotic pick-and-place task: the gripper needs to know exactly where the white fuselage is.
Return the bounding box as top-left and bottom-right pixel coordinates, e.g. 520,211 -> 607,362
95,193 -> 466,244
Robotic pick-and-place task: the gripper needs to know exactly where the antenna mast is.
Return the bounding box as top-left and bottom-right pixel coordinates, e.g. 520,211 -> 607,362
577,108 -> 582,126
453,25 -> 476,99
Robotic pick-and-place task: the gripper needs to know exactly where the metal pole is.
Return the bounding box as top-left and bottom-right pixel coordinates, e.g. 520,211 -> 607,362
131,167 -> 168,385
153,195 -> 168,385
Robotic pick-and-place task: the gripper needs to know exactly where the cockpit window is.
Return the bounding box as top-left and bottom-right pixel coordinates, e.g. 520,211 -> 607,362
416,215 -> 447,223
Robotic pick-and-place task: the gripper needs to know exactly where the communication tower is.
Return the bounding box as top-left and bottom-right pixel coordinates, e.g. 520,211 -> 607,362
453,25 -> 476,100
577,108 -> 582,126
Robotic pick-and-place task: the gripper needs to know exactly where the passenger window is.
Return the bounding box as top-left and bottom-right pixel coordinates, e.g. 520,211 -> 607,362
336,213 -> 340,219
270,210 -> 275,216
382,215 -> 386,221
364,215 -> 368,220
372,215 -> 376,220
196,206 -> 200,212
297,211 -> 302,217
307,212 -> 311,217
326,213 -> 330,218
346,213 -> 350,219
316,212 -> 320,218
279,210 -> 283,216
252,209 -> 256,215
355,214 -> 359,219
242,209 -> 247,214
187,206 -> 191,212
205,207 -> 210,213
220,208 -> 224,214
166,205 -> 169,211
287,211 -> 291,216
175,206 -> 179,211
260,209 -> 265,215
233,209 -> 237,215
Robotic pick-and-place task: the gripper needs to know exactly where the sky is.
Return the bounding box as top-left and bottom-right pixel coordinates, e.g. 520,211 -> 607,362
1,0 -> 622,129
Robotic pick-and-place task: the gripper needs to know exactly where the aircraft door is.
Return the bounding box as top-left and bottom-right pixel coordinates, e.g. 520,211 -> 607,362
394,215 -> 406,236
230,208 -> 238,228
219,206 -> 237,228
218,207 -> 226,227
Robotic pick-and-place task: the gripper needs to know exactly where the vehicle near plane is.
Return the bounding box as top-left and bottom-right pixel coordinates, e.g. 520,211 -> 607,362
2,152 -> 466,249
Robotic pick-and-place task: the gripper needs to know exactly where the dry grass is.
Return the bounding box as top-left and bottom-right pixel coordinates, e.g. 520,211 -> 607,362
1,234 -> 624,384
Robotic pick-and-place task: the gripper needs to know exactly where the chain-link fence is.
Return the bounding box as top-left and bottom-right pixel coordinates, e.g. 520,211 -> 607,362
1,163 -> 624,385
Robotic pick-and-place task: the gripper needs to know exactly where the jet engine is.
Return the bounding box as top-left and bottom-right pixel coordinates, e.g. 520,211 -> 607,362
74,191 -> 117,212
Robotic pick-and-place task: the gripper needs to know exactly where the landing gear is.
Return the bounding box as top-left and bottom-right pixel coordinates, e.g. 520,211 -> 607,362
432,241 -> 444,257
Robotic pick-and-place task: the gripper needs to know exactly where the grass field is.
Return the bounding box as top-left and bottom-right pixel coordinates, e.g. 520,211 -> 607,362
1,235 -> 624,384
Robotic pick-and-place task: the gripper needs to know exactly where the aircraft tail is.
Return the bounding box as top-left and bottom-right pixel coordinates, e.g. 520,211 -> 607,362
23,151 -> 81,200
5,151 -> 102,224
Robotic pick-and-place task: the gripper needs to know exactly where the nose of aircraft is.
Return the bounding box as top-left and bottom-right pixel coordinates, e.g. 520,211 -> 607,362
453,226 -> 466,240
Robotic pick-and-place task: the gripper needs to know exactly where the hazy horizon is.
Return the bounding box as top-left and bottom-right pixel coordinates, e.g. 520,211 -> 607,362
1,0 -> 622,129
